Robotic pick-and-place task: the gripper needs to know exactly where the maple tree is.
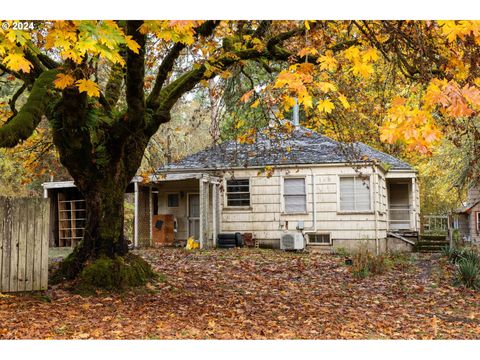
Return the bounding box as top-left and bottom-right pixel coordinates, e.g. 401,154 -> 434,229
1,20 -> 480,284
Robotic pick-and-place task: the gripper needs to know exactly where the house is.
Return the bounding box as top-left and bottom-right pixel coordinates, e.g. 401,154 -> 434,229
151,122 -> 420,253
42,121 -> 420,253
453,187 -> 480,243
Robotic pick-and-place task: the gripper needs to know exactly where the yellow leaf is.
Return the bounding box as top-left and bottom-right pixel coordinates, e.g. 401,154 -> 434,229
317,53 -> 337,72
125,35 -> 140,54
251,99 -> 260,108
351,61 -> 374,78
53,73 -> 75,90
2,53 -> 33,73
300,94 -> 313,108
362,48 -> 379,62
344,46 -> 361,61
75,79 -> 100,97
338,94 -> 350,109
317,81 -> 337,93
317,99 -> 335,113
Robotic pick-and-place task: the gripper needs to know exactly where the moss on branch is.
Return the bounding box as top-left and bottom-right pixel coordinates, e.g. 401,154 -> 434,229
0,69 -> 58,148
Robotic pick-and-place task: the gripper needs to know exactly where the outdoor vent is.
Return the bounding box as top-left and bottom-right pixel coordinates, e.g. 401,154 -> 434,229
280,232 -> 305,250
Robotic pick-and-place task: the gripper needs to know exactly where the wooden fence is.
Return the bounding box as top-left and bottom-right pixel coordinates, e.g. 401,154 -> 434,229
0,197 -> 49,292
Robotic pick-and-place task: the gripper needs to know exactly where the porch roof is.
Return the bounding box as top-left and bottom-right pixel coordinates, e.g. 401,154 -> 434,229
149,172 -> 221,183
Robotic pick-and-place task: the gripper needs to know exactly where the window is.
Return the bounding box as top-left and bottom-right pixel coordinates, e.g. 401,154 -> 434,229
226,179 -> 250,206
339,176 -> 371,212
167,193 -> 179,208
308,233 -> 331,245
284,178 -> 307,213
477,212 -> 480,233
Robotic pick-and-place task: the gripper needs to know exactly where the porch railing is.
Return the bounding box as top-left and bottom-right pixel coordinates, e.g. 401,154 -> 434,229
389,206 -> 411,230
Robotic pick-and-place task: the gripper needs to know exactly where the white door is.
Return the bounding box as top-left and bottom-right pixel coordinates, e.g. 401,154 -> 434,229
188,193 -> 200,240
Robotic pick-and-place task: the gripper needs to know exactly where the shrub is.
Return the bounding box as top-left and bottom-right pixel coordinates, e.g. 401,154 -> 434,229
351,247 -> 389,278
460,249 -> 480,267
334,247 -> 350,257
456,257 -> 480,290
443,247 -> 463,264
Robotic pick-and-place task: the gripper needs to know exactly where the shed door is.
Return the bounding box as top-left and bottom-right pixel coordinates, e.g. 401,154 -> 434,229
188,193 -> 200,240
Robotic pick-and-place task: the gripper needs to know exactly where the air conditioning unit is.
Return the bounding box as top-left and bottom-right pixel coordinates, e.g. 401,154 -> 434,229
280,232 -> 305,250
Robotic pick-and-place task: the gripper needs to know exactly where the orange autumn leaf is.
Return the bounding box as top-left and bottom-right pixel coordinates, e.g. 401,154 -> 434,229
53,73 -> 75,90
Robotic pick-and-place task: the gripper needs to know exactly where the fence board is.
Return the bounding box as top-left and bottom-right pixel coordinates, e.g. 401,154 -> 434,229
41,199 -> 50,290
1,200 -> 12,291
0,202 -> 4,290
33,199 -> 43,291
17,199 -> 28,292
9,200 -> 20,292
0,197 -> 49,292
25,200 -> 35,291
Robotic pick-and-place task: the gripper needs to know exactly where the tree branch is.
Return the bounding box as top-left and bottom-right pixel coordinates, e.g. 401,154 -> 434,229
146,20 -> 220,110
6,82 -> 27,122
125,20 -> 146,129
0,69 -> 58,148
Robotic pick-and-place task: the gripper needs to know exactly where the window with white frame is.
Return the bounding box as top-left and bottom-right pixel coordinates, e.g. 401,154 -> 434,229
339,176 -> 371,212
308,233 -> 331,245
226,179 -> 250,206
167,193 -> 179,208
284,177 -> 307,213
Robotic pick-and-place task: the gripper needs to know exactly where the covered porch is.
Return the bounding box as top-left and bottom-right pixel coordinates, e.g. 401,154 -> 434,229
386,173 -> 419,232
148,173 -> 221,249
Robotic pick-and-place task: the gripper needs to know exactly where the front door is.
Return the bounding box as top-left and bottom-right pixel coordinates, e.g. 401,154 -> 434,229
388,183 -> 411,230
188,193 -> 200,240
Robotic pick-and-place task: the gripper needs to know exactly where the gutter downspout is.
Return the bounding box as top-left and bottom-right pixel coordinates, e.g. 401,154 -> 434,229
373,165 -> 379,255
302,171 -> 317,243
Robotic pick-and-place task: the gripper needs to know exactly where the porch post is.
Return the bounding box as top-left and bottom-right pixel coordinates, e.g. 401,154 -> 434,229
134,181 -> 139,248
204,179 -> 210,247
411,177 -> 417,231
149,185 -> 153,245
199,178 -> 204,248
212,183 -> 218,248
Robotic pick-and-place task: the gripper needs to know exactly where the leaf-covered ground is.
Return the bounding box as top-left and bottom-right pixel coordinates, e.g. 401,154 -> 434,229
1,248 -> 480,339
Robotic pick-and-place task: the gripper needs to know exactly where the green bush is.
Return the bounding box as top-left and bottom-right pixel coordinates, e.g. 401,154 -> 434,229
443,247 -> 464,264
460,249 -> 480,267
334,247 -> 350,257
456,257 -> 480,290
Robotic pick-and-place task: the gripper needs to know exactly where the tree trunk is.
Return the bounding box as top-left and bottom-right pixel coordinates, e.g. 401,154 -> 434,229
81,183 -> 128,258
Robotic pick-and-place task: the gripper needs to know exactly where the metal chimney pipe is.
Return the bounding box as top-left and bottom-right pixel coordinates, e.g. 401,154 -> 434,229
293,98 -> 299,126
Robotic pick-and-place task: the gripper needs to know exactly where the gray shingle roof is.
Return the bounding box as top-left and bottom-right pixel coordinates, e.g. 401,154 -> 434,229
158,124 -> 413,172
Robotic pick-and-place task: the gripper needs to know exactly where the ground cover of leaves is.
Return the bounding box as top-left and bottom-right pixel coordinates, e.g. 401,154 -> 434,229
1,248 -> 479,339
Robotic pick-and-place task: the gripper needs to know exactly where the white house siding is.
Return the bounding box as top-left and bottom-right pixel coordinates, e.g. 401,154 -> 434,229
218,164 -> 393,249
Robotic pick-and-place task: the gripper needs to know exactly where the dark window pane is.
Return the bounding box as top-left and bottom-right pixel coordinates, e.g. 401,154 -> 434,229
226,179 -> 250,206
167,193 -> 179,207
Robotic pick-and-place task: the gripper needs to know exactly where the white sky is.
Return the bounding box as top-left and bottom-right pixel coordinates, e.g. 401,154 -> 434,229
1,0 -> 479,20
